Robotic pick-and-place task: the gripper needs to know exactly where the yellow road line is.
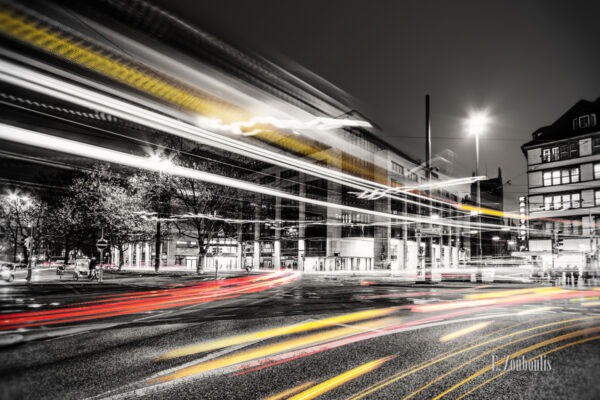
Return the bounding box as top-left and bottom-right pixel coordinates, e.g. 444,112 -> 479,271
432,326 -> 600,399
455,335 -> 600,400
263,381 -> 316,400
346,316 -> 600,400
159,308 -> 398,360
289,356 -> 393,400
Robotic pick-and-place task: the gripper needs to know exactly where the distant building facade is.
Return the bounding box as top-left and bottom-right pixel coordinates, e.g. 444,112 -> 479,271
521,97 -> 600,268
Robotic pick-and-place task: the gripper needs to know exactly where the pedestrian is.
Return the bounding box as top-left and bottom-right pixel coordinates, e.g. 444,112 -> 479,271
88,257 -> 97,278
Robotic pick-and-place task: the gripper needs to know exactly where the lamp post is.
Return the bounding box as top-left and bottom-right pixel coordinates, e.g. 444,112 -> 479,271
465,111 -> 490,261
150,154 -> 172,272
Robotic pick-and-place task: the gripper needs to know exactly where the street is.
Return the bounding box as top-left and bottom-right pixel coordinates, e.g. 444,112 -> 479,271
1,271 -> 599,399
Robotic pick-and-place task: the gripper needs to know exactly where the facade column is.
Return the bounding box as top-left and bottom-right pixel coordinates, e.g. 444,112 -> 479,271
237,223 -> 243,270
403,192 -> 409,271
454,223 -> 460,268
274,171 -> 281,269
253,194 -> 261,270
135,243 -> 141,267
127,244 -> 133,268
298,173 -> 306,272
144,242 -> 150,267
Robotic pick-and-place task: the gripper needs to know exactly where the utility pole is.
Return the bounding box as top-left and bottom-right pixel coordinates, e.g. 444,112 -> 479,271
425,95 -> 432,281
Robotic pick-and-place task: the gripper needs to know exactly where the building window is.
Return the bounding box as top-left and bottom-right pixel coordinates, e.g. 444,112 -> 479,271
596,191 -> 600,206
542,148 -> 551,162
544,197 -> 552,211
595,163 -> 600,180
561,169 -> 570,184
560,145 -> 569,160
543,171 -> 552,186
551,147 -> 559,161
570,142 -> 579,158
391,161 -> 403,174
592,114 -> 597,127
553,195 -> 561,210
594,137 -> 600,154
543,168 -> 579,186
552,170 -> 560,185
572,193 -> 580,208
571,168 -> 579,183
544,193 -> 580,210
579,115 -> 590,129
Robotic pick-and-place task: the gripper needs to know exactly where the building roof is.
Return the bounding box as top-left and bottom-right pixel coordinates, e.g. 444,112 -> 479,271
521,97 -> 600,152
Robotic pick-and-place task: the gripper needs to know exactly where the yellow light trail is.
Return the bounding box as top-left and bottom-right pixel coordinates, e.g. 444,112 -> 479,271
149,318 -> 399,383
570,297 -> 598,302
346,316 -> 600,400
159,308 -> 397,360
439,322 -> 491,343
581,301 -> 600,307
432,326 -> 600,400
403,320 -> 595,400
263,381 -> 316,400
454,336 -> 600,400
288,356 -> 393,400
464,287 -> 564,300
0,6 -> 390,184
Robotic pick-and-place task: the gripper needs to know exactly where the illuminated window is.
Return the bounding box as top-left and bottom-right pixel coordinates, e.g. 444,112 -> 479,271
595,163 -> 600,179
596,191 -> 600,206
562,194 -> 571,209
543,171 -> 552,186
544,197 -> 552,210
553,195 -> 561,210
542,148 -> 551,162
572,193 -> 580,208
552,170 -> 561,185
561,169 -> 570,184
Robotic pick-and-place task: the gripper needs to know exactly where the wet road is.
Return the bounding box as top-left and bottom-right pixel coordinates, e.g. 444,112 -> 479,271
1,270 -> 600,399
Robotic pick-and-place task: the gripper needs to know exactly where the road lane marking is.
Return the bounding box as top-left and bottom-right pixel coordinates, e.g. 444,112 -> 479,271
454,335 -> 600,400
432,326 -> 600,399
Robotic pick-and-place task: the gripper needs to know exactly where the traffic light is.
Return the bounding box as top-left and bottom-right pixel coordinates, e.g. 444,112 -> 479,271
553,230 -> 563,253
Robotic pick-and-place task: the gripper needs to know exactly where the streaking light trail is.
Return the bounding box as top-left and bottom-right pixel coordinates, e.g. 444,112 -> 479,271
0,122 -> 515,232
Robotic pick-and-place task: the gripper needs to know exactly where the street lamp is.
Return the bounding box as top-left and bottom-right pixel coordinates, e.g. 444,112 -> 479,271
465,110 -> 490,260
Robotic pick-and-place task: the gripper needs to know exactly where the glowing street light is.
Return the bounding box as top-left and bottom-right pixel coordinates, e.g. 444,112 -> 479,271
465,110 -> 491,260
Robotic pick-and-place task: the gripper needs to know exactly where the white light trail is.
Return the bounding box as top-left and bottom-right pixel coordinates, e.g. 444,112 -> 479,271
196,115 -> 371,136
0,123 -> 510,231
0,58 -> 474,217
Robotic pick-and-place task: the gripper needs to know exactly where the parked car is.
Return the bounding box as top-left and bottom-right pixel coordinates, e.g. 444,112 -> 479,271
1,263 -> 28,282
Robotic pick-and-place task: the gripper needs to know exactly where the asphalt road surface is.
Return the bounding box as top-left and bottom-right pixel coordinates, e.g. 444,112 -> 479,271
1,269 -> 600,400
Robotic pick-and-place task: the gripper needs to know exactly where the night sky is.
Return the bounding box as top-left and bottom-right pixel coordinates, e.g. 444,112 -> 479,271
153,0 -> 600,210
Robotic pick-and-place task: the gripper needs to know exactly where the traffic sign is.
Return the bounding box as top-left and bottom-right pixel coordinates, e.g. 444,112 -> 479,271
96,238 -> 108,251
